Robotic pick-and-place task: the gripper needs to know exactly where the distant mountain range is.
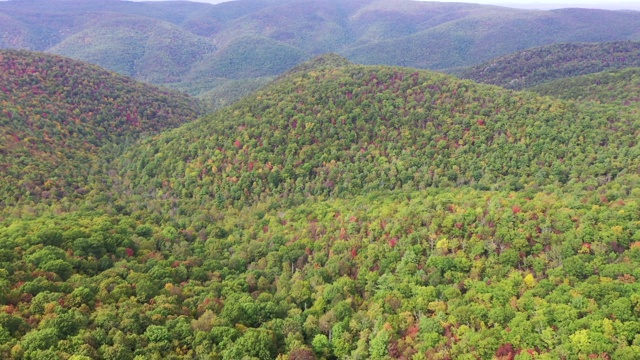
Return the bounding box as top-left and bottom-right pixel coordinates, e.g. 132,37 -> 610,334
531,67 -> 640,109
493,1 -> 640,11
455,41 -> 640,89
2,0 -> 640,106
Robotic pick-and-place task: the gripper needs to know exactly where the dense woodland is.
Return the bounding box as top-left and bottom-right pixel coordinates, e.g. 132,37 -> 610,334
531,68 -> 640,109
0,50 -> 206,207
3,183 -> 640,360
456,41 -> 640,90
113,63 -> 640,210
2,49 -> 640,359
2,5 -> 640,359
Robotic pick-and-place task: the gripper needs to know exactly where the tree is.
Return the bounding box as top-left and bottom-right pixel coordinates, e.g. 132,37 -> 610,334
222,329 -> 276,360
289,347 -> 317,360
68,287 -> 95,308
45,311 -> 80,338
0,325 -> 11,345
569,329 -> 592,356
144,325 -> 171,354
21,328 -> 59,352
41,259 -> 73,280
311,334 -> 331,358
370,329 -> 390,360
33,229 -> 64,247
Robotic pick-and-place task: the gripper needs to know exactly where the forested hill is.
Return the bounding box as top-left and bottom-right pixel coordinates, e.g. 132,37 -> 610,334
1,58 -> 640,360
3,0 -> 640,106
530,67 -> 640,110
455,41 -> 640,90
114,59 -> 640,209
0,50 -> 206,206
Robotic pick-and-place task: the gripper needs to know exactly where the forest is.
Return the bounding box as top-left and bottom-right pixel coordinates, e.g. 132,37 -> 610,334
1,1 -> 640,358
1,48 -> 640,359
457,41 -> 640,90
0,50 -> 206,206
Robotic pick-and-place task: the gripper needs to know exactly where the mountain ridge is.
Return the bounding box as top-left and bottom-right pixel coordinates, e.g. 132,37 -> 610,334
455,41 -> 640,89
112,60 -> 640,209
3,0 -> 640,107
530,67 -> 640,109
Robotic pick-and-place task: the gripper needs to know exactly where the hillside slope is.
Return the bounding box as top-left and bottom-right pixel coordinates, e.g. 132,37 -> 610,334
0,50 -> 206,206
115,60 -> 640,208
455,41 -> 640,89
48,15 -> 218,84
530,67 -> 640,109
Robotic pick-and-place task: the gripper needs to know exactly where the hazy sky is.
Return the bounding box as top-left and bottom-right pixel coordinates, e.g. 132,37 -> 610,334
166,0 -> 640,11
437,0 -> 640,10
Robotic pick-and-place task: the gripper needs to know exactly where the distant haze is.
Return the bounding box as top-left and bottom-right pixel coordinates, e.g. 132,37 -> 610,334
434,0 -> 640,10
1,0 -> 637,9
138,0 -> 640,11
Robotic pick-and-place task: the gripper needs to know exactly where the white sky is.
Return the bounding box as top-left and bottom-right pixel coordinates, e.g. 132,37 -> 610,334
440,1 -> 640,10
162,0 -> 640,11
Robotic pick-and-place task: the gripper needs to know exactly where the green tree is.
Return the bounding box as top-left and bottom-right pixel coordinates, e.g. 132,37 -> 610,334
223,329 -> 275,360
